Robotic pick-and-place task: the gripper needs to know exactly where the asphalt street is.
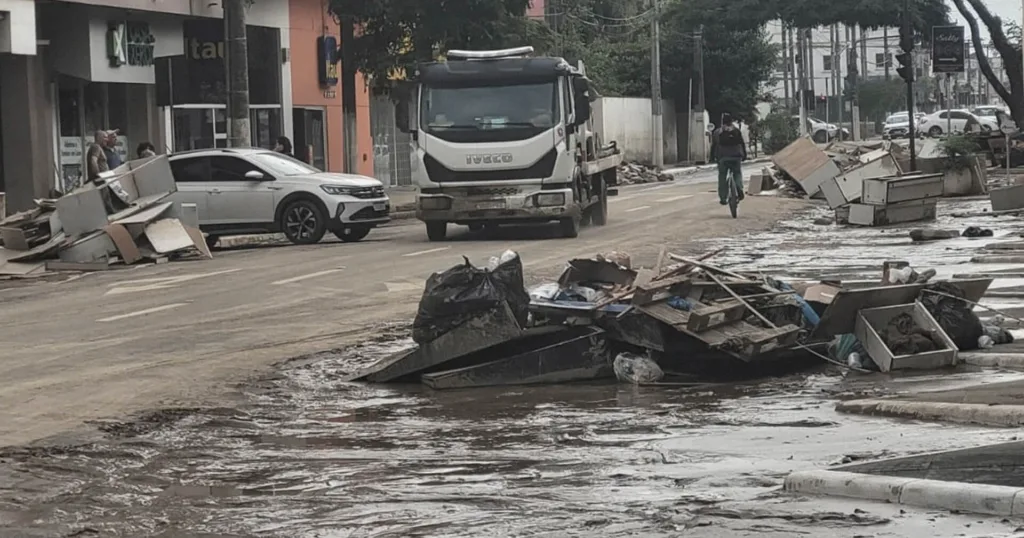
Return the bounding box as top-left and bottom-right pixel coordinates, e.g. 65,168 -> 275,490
0,171 -> 807,447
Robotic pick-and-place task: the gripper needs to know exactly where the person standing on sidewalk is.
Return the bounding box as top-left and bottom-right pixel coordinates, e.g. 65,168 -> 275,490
711,113 -> 747,205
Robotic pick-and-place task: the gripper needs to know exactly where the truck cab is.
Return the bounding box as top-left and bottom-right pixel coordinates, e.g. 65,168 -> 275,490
394,46 -> 620,241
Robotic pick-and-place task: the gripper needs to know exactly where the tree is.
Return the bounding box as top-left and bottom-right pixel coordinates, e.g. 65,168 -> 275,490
857,77 -> 907,120
950,0 -> 1023,123
328,0 -> 551,91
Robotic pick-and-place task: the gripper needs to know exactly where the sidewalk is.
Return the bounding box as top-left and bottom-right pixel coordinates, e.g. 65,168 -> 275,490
836,378 -> 1024,427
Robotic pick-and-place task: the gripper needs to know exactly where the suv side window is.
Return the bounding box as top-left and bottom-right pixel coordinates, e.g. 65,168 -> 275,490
169,157 -> 211,182
951,111 -> 971,120
210,156 -> 265,182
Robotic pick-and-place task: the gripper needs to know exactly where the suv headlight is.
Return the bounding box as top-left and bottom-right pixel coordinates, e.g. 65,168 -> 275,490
321,185 -> 356,195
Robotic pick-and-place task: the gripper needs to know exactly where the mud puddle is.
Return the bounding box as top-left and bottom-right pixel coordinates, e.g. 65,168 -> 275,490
2,333 -> 1023,537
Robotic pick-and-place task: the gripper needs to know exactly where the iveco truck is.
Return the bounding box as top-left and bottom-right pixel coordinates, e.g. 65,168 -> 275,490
394,46 -> 623,241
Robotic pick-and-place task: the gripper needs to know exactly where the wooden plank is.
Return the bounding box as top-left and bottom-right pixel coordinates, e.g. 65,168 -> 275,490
687,301 -> 747,332
636,301 -> 691,328
632,274 -> 692,305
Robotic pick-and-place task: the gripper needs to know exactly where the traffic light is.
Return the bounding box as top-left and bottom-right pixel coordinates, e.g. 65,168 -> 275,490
896,52 -> 914,83
899,22 -> 914,54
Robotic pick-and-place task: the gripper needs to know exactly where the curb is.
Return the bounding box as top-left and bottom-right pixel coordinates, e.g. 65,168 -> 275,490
784,470 -> 1024,516
836,399 -> 1024,427
961,352 -> 1024,369
217,209 -> 417,249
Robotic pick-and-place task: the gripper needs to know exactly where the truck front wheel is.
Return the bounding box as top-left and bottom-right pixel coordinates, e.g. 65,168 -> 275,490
426,222 -> 448,241
559,217 -> 580,238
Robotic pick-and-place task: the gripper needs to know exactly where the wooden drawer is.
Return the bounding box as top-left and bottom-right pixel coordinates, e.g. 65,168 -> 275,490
861,173 -> 944,205
848,199 -> 936,226
854,302 -> 958,372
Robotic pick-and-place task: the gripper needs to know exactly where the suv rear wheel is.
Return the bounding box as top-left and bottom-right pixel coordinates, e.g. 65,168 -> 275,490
281,199 -> 327,245
426,222 -> 447,241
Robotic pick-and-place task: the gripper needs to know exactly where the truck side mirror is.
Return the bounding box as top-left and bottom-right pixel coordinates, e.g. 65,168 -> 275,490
393,81 -> 414,134
572,77 -> 591,125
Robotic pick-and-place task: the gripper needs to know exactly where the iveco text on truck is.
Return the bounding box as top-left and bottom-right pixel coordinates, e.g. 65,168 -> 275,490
394,46 -> 623,241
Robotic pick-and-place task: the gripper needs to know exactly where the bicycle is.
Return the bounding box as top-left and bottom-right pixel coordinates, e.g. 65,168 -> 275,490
726,168 -> 739,219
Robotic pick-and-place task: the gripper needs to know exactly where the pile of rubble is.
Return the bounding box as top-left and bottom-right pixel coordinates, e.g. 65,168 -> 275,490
352,250 -> 1005,389
617,162 -> 674,184
0,155 -> 211,276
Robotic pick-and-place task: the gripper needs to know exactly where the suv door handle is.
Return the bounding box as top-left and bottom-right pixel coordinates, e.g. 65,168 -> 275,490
266,185 -> 283,191
208,188 -> 221,194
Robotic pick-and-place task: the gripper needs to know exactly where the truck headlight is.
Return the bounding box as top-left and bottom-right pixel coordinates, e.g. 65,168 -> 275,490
321,185 -> 356,195
534,193 -> 565,207
420,197 -> 452,210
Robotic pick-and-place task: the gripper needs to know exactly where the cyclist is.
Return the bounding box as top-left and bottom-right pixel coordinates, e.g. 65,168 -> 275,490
711,113 -> 747,206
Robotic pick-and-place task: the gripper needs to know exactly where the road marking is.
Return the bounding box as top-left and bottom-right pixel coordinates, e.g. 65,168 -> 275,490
404,246 -> 450,257
106,269 -> 243,296
610,183 -> 678,203
272,268 -> 345,285
97,303 -> 188,323
658,194 -> 695,202
625,205 -> 651,213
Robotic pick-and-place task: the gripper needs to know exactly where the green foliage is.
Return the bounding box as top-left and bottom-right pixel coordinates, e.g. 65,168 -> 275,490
759,112 -> 800,153
857,78 -> 908,121
939,134 -> 980,171
328,0 -> 550,91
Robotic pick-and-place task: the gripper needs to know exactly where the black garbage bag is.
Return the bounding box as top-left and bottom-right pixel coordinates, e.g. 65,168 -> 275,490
920,281 -> 985,351
412,253 -> 530,344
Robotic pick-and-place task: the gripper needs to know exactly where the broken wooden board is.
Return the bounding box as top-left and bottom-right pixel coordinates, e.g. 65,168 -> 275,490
687,301 -> 747,332
635,301 -> 800,361
771,136 -> 841,196
421,326 -> 610,389
355,302 -> 562,383
811,284 -> 927,340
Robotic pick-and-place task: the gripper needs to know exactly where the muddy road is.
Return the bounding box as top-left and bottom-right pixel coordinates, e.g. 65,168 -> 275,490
6,199 -> 1024,536
3,332 -> 1024,537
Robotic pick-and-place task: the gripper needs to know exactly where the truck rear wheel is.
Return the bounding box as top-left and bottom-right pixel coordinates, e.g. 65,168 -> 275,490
592,178 -> 608,226
426,222 -> 447,241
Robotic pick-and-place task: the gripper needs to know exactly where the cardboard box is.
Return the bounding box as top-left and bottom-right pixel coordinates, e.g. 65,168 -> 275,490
854,302 -> 958,372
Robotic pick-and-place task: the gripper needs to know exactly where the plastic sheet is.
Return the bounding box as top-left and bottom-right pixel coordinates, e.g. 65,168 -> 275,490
613,352 -> 664,384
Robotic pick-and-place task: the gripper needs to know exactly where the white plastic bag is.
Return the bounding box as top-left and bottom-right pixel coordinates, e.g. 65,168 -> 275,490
528,283 -> 561,301
488,249 -> 519,271
613,352 -> 664,384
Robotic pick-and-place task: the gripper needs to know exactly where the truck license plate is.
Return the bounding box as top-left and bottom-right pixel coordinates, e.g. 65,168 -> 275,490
373,202 -> 387,211
476,201 -> 505,210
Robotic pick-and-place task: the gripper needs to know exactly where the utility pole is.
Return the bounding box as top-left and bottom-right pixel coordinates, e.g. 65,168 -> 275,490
650,0 -> 663,168
848,25 -> 861,140
896,0 -> 916,171
224,0 -> 251,147
807,27 -> 815,101
782,24 -> 791,107
830,25 -> 837,122
884,28 -> 891,80
694,26 -> 705,117
836,25 -> 844,132
797,29 -> 808,135
786,27 -> 797,107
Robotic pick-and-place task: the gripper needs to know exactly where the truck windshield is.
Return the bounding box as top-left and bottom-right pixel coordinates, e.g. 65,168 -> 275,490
420,82 -> 560,142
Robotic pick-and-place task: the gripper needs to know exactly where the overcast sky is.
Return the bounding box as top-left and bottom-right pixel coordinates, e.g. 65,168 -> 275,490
951,0 -> 1019,39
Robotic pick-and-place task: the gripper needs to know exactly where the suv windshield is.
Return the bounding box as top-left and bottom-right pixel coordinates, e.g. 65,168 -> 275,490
420,82 -> 560,142
248,152 -> 320,176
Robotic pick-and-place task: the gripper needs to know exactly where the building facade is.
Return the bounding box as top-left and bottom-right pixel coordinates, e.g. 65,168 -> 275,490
1,0 -> 377,215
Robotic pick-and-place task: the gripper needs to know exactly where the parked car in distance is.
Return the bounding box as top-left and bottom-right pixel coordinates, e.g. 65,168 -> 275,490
168,148 -> 390,246
972,105 -> 1009,120
883,112 -> 911,139
918,109 -> 998,136
792,116 -> 850,143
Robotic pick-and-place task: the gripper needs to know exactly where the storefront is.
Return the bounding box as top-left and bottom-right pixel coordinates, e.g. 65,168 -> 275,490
156,19 -> 285,153
43,2 -> 183,192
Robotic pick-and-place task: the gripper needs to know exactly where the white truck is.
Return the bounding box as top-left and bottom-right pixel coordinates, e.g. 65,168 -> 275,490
394,46 -> 623,241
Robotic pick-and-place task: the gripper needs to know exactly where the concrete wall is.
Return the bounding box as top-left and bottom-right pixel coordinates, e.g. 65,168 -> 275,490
1,52 -> 56,212
0,0 -> 36,55
592,97 -> 678,165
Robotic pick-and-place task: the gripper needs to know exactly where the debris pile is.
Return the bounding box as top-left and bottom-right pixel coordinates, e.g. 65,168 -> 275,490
354,251 -> 1011,390
0,155 -> 211,276
617,162 -> 674,184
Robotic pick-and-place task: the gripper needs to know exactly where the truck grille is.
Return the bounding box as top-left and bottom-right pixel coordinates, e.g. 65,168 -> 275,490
465,187 -> 519,196
424,149 -> 558,183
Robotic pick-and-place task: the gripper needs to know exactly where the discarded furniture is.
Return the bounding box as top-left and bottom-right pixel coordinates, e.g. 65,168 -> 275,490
854,302 -> 958,372
421,326 -> 610,389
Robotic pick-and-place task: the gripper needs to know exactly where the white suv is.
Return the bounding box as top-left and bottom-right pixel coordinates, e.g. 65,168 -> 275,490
168,149 -> 390,246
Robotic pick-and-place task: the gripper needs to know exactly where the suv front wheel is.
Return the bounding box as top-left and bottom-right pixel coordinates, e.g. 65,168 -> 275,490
333,227 -> 371,243
281,199 -> 327,244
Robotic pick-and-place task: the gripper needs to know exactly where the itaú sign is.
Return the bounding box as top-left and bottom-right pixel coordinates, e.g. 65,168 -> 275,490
107,22 -> 155,67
